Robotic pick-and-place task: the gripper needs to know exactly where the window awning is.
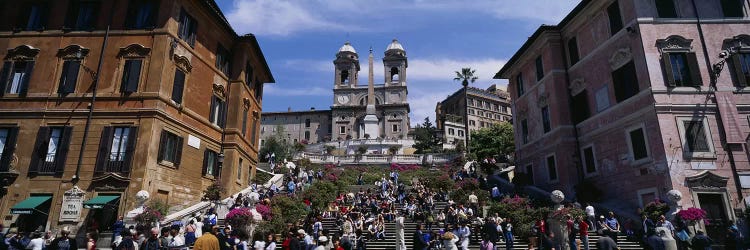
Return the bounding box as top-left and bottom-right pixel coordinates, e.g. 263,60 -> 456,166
83,195 -> 120,209
11,196 -> 52,215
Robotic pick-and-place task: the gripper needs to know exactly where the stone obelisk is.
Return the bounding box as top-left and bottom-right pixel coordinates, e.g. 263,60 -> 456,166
362,47 -> 379,139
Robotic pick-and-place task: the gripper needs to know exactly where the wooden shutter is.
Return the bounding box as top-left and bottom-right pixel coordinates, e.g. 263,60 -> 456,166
54,126 -> 73,175
212,151 -> 219,176
171,70 -> 185,104
174,136 -> 183,168
178,9 -> 187,39
59,61 -> 80,94
94,126 -> 113,173
0,62 -> 11,97
122,126 -> 138,173
20,61 -> 34,95
157,130 -> 167,162
209,96 -> 217,124
662,53 -> 676,87
0,127 -> 19,172
28,126 -> 50,175
202,149 -> 209,176
686,52 -> 703,86
732,54 -> 748,87
15,3 -> 30,31
121,60 -> 142,93
220,100 -> 227,128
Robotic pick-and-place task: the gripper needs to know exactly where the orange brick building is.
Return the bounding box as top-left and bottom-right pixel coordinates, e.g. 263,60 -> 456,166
0,0 -> 273,236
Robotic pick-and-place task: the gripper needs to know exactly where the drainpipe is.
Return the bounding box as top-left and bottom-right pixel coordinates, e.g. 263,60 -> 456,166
72,1 -> 116,184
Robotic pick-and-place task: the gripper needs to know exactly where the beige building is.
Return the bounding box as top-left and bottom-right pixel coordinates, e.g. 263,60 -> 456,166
435,84 -> 513,146
260,108 -> 332,145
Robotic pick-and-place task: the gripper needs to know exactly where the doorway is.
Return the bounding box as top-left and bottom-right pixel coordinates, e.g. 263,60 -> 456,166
698,193 -> 729,245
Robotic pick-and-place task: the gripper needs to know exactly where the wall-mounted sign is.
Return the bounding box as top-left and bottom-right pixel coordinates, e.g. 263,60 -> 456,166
59,186 -> 85,222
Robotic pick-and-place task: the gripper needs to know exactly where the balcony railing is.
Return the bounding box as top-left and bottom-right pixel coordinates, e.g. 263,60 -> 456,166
296,152 -> 458,165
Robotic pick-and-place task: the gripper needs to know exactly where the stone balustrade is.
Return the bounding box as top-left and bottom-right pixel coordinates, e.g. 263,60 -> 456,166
297,152 -> 458,165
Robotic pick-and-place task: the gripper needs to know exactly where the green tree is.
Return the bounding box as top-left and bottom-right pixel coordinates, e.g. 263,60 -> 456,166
259,126 -> 292,162
413,117 -> 440,154
469,122 -> 515,161
453,68 -> 478,87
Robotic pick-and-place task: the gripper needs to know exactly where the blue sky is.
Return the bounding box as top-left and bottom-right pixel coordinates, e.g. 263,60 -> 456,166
215,0 -> 580,123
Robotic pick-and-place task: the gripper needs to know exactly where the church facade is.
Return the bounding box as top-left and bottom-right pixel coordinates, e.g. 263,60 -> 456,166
261,40 -> 411,145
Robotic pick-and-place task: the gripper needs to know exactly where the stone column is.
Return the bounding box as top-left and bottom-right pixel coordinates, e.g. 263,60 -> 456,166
547,190 -> 569,250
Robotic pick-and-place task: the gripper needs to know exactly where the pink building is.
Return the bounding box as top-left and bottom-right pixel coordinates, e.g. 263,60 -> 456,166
495,0 -> 750,240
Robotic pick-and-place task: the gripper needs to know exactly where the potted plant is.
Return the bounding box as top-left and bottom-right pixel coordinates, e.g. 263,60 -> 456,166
677,207 -> 708,231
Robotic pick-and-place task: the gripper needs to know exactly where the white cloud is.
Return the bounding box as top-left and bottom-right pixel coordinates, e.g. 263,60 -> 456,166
225,0 -> 580,36
264,85 -> 330,96
409,58 -> 506,82
225,0 -> 356,36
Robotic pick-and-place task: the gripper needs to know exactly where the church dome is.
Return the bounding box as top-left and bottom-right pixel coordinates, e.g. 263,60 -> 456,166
386,39 -> 404,52
338,42 -> 357,54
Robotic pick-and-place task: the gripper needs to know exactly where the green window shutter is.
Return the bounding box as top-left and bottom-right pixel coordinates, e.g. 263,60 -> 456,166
686,52 -> 703,86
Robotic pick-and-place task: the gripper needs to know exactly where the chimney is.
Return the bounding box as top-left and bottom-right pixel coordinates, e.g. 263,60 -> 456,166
488,84 -> 497,92
288,107 -> 292,112
311,107 -> 316,111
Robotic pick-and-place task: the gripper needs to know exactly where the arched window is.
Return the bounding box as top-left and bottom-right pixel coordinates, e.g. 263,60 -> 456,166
390,67 -> 399,82
341,70 -> 349,84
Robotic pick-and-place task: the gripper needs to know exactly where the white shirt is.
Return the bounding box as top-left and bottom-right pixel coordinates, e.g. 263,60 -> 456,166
585,205 -> 595,216
194,221 -> 204,237
253,240 -> 266,250
27,238 -> 45,250
168,235 -> 186,249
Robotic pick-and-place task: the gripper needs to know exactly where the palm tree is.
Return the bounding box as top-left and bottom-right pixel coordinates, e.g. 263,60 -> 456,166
453,67 -> 478,155
454,67 -> 478,87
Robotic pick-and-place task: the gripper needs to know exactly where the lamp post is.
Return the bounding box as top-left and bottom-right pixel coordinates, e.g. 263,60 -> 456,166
217,152 -> 225,181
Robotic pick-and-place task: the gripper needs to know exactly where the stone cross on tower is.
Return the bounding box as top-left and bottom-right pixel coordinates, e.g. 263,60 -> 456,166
362,47 -> 379,139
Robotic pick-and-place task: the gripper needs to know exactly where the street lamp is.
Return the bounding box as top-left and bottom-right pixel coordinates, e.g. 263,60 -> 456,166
217,152 -> 225,181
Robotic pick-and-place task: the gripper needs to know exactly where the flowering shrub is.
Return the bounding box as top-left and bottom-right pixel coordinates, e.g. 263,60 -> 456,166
134,207 -> 163,226
390,163 -> 421,171
202,182 -> 225,201
643,199 -> 670,220
677,207 -> 708,224
455,179 -> 480,191
255,204 -> 272,221
226,207 -> 255,228
548,207 -> 586,222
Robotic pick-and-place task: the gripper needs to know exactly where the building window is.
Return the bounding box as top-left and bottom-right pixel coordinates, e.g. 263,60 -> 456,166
58,60 -> 81,94
535,56 -> 544,81
541,106 -> 551,133
171,70 -> 185,104
546,155 -> 558,181
469,109 -> 475,115
245,62 -> 254,89
216,45 -> 230,76
237,158 -> 242,181
178,8 -> 198,47
96,126 -> 138,173
391,124 -> 399,132
732,51 -> 749,86
469,120 -> 476,127
627,127 -> 649,162
677,118 -> 716,158
655,0 -> 677,18
612,61 -> 639,103
29,126 -> 73,175
65,0 -> 100,30
254,81 -> 263,101
721,0 -> 744,17
157,130 -> 183,167
242,109 -> 248,136
448,128 -> 455,135
521,119 -> 529,144
663,52 -> 702,87
1,60 -> 35,95
125,0 -> 158,29
210,95 -> 226,127
339,126 -> 346,134
304,131 -> 310,141
202,149 -> 218,177
250,118 -> 258,146
582,146 -> 597,175
478,111 -> 484,116
571,91 -> 590,124
516,73 -> 525,97
608,1 -> 623,36
120,59 -> 142,93
568,37 -> 580,65
19,2 -> 50,31
479,121 -> 485,127
468,98 -> 474,106
305,119 -> 311,128
458,130 -> 464,137
0,127 -> 19,172
525,164 -> 534,185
